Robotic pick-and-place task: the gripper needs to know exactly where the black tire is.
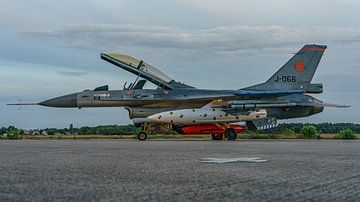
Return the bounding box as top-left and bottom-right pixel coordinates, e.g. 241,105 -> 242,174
225,128 -> 237,141
211,134 -> 223,140
138,132 -> 147,141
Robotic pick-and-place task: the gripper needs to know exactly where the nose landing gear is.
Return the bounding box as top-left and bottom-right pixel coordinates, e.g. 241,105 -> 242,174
137,132 -> 148,141
136,123 -> 173,141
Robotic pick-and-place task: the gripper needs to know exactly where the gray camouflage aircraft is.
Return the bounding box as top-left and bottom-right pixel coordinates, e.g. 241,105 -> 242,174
9,44 -> 349,140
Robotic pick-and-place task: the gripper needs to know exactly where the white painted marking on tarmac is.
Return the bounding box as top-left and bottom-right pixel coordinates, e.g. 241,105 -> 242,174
200,157 -> 267,163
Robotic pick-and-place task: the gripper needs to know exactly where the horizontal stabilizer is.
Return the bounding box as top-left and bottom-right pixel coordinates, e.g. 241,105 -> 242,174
246,117 -> 277,131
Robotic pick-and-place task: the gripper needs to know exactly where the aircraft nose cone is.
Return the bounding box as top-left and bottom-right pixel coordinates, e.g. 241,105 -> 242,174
39,93 -> 78,108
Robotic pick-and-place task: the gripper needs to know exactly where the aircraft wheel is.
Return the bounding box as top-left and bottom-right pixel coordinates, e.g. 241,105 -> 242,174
225,128 -> 237,141
138,132 -> 147,141
211,134 -> 223,140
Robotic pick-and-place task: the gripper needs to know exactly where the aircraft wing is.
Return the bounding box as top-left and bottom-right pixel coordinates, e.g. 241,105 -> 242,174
179,90 -> 305,102
202,98 -> 349,116
233,89 -> 305,96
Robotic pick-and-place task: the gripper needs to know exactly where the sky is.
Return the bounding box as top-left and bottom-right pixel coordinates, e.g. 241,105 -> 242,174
0,0 -> 359,129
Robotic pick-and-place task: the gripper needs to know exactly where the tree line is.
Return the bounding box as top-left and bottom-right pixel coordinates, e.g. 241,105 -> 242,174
261,123 -> 360,134
0,124 -> 139,136
1,123 -> 359,136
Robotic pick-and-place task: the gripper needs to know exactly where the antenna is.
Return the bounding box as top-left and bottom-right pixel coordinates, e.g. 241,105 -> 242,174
7,102 -> 39,106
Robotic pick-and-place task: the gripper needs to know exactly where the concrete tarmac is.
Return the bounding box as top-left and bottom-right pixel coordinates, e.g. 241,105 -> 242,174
0,140 -> 359,201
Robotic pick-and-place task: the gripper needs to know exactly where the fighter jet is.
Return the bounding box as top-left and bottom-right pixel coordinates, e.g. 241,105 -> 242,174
9,44 -> 349,140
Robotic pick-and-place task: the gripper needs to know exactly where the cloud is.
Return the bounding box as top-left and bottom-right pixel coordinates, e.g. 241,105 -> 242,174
23,24 -> 360,58
175,0 -> 360,27
57,70 -> 89,77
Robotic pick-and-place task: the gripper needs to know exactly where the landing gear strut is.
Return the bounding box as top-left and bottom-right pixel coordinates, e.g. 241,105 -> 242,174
211,134 -> 224,140
136,123 -> 173,140
224,128 -> 237,141
137,132 -> 147,141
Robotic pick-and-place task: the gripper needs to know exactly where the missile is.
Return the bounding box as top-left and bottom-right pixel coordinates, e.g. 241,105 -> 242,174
147,108 -> 267,124
180,124 -> 246,135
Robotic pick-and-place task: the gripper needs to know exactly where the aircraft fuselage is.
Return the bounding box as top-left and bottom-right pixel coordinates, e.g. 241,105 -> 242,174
39,88 -> 323,122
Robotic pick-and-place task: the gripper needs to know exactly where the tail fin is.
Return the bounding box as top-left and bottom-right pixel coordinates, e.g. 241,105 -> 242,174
243,44 -> 327,93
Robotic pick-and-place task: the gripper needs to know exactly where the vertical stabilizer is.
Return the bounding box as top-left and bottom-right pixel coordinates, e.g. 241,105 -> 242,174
243,44 -> 326,92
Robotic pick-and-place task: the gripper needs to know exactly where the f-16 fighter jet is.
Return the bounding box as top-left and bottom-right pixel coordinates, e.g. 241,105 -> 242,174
10,44 -> 349,140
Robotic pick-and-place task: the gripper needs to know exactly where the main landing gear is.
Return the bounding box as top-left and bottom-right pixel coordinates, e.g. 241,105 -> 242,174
224,128 -> 237,141
136,123 -> 238,141
211,128 -> 238,141
137,132 -> 148,141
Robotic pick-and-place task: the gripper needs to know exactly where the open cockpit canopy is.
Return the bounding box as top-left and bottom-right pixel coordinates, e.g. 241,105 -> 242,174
101,53 -> 181,89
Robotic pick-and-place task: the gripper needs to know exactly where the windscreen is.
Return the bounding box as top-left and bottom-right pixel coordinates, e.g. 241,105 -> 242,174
140,62 -> 173,83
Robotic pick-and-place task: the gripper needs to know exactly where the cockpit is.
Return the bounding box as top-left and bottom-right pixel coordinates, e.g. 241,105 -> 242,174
100,53 -> 193,90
